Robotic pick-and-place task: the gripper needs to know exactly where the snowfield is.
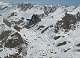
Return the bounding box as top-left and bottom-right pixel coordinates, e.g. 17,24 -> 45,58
0,2 -> 80,58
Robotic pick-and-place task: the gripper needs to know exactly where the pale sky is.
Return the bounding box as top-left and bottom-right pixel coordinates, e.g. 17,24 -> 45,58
1,0 -> 80,6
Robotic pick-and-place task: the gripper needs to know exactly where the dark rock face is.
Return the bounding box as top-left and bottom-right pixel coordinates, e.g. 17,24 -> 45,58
76,12 -> 80,21
25,14 -> 41,28
41,25 -> 53,33
54,13 -> 78,33
0,30 -> 11,48
56,41 -> 67,47
54,36 -> 61,40
43,6 -> 56,15
62,13 -> 76,29
41,27 -> 49,33
8,12 -> 17,18
37,25 -> 45,30
3,19 -> 11,27
0,31 -> 11,41
75,43 -> 80,47
38,14 -> 45,18
4,53 -> 23,58
14,25 -> 22,31
30,14 -> 41,25
0,31 -> 28,57
17,3 -> 33,11
5,32 -> 24,48
64,48 -> 71,52
0,29 -> 28,57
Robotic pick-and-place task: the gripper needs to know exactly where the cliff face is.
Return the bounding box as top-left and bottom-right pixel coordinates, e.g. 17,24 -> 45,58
0,2 -> 80,58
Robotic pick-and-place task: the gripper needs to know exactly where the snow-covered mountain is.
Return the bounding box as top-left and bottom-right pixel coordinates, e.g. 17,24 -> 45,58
0,2 -> 80,58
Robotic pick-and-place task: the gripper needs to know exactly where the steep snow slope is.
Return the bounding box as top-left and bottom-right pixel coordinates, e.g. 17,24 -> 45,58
0,2 -> 80,58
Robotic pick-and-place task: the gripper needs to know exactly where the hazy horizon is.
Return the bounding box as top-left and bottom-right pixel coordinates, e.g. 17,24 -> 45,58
1,0 -> 80,6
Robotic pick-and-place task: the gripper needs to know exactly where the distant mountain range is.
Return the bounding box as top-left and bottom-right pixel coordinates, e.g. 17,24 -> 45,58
1,0 -> 80,6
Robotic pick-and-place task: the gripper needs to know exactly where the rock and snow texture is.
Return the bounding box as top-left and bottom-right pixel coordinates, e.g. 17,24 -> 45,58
0,2 -> 80,58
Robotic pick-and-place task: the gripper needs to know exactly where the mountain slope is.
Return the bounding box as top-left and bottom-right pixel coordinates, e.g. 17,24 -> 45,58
0,2 -> 80,58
